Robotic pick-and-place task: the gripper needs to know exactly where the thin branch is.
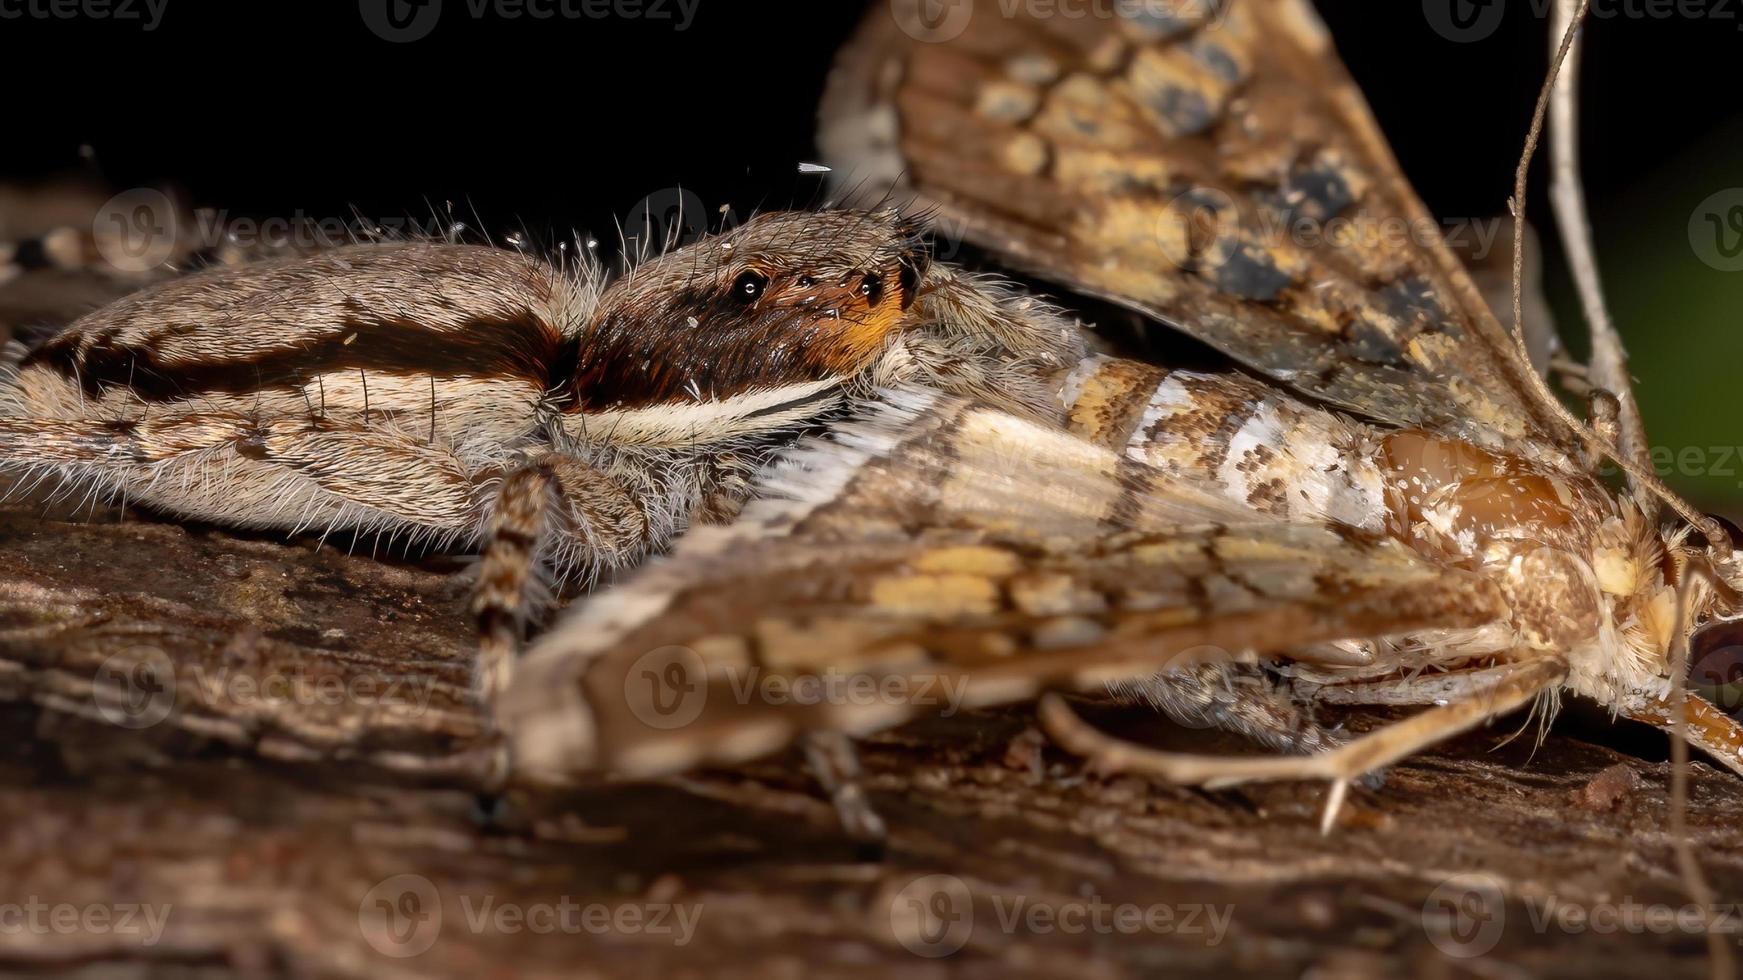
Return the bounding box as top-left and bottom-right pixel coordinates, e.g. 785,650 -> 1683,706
1668,562 -> 1734,980
1509,0 -> 1733,561
1548,0 -> 1655,512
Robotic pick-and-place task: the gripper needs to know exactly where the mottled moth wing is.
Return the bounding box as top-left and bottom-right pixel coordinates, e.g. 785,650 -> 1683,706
503,390 -> 1505,780
820,0 -> 1563,449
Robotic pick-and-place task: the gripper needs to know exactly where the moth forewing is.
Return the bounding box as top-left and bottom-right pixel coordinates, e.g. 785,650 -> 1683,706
499,388 -> 1512,783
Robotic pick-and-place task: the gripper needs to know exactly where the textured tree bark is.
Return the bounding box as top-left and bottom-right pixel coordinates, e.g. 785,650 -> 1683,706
1,500 -> 1740,978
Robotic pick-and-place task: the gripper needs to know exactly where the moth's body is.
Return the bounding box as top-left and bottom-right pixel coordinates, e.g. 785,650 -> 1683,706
1059,355 -> 1696,726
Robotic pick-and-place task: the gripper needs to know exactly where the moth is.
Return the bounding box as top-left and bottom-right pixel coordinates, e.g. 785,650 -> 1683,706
0,0 -> 1737,839
496,0 -> 1743,830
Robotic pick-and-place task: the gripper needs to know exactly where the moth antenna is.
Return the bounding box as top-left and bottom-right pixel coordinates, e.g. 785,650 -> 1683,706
1509,0 -> 1733,561
1547,0 -> 1652,506
1667,560 -> 1734,978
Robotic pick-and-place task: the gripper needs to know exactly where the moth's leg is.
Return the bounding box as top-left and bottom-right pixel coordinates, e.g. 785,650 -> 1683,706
1042,656 -> 1567,833
1624,695 -> 1743,780
1548,350 -> 1592,397
1301,662 -> 1532,707
472,455 -> 652,707
801,731 -> 888,845
1110,664 -> 1343,756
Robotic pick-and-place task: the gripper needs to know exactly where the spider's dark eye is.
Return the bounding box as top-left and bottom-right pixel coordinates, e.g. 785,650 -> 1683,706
858,272 -> 885,307
732,270 -> 769,302
1689,617 -> 1743,718
795,275 -> 815,289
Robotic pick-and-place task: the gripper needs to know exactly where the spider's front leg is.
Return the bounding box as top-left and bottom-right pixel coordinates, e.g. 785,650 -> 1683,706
471,455 -> 662,708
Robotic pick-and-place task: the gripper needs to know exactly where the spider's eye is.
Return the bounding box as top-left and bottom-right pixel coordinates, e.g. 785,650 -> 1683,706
732,270 -> 769,302
795,275 -> 815,289
858,272 -> 884,307
1689,617 -> 1743,718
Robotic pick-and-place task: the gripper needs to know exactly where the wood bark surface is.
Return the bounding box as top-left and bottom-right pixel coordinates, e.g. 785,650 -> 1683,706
0,499 -> 1739,978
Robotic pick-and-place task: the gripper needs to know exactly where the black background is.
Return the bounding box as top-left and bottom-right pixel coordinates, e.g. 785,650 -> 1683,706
5,0 -> 1743,506
3,0 -> 1737,249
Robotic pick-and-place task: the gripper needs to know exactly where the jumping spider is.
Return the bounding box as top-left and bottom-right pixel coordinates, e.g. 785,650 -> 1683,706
0,209 -> 1085,703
